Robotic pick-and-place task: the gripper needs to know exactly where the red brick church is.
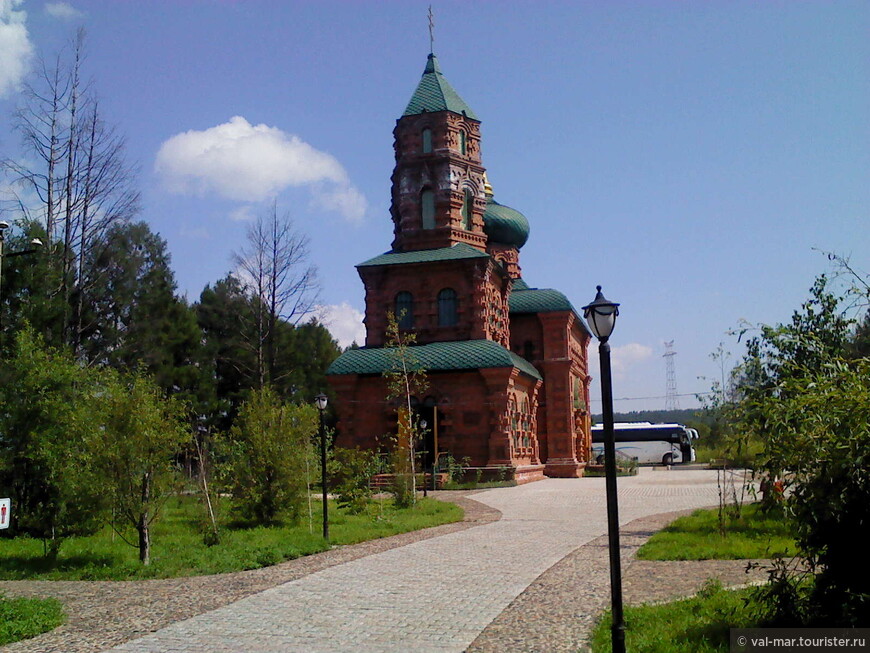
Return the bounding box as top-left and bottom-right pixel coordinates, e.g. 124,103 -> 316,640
327,52 -> 593,483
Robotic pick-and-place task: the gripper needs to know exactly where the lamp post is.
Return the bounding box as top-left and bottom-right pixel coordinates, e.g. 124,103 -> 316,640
582,285 -> 625,653
315,393 -> 329,541
420,419 -> 428,497
0,221 -> 43,333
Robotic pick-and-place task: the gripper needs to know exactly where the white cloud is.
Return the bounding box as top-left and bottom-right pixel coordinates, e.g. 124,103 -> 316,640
310,183 -> 366,222
610,343 -> 654,378
0,0 -> 33,98
155,116 -> 367,221
318,302 -> 365,349
229,205 -> 255,222
44,2 -> 83,19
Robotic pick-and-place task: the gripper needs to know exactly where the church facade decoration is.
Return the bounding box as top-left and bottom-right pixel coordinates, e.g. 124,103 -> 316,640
327,53 -> 593,482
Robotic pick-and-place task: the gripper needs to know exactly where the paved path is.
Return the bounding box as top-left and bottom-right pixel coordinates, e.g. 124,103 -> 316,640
106,468 -> 730,653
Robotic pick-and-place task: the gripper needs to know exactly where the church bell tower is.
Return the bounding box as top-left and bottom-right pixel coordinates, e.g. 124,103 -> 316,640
390,54 -> 488,253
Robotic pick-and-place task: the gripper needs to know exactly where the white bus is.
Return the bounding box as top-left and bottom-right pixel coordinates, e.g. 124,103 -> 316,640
591,422 -> 697,466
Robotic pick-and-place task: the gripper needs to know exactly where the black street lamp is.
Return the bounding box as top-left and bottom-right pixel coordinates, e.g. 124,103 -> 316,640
582,285 -> 625,653
0,221 -> 43,333
315,393 -> 329,541
0,221 -> 43,291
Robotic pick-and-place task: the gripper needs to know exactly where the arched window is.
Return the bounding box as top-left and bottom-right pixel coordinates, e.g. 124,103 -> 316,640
438,288 -> 458,327
523,340 -> 535,361
459,130 -> 467,155
422,128 -> 432,153
395,292 -> 414,330
461,189 -> 473,230
421,189 -> 435,229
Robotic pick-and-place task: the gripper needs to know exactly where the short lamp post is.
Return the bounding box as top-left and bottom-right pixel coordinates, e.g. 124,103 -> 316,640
582,285 -> 625,653
420,419 -> 428,498
315,393 -> 329,541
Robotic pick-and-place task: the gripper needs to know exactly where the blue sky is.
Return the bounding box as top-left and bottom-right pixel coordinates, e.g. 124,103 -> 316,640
1,1 -> 867,412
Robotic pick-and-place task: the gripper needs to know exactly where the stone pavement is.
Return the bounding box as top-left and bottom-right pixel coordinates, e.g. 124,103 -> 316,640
105,468 -> 730,653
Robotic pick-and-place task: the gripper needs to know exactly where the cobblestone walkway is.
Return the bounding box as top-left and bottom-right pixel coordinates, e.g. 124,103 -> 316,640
95,468 -> 731,653
0,497 -> 497,653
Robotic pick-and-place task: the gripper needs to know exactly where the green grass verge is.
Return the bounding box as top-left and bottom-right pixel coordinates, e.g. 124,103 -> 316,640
0,594 -> 65,646
0,495 -> 462,581
591,581 -> 757,652
636,503 -> 795,561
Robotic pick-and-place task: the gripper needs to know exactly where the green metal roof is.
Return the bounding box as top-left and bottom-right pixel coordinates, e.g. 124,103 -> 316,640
357,242 -> 489,268
327,339 -> 541,380
509,282 -> 593,336
510,288 -> 575,314
403,54 -> 479,120
484,197 -> 530,249
512,278 -> 531,291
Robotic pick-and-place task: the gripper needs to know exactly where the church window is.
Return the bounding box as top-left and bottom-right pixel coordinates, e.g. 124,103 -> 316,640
421,189 -> 435,229
422,128 -> 432,153
461,189 -> 473,230
459,130 -> 467,155
395,292 -> 414,329
438,288 -> 458,327
523,340 -> 534,361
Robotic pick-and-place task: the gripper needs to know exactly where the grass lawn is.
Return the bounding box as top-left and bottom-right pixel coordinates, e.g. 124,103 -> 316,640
0,594 -> 65,646
0,495 -> 462,581
636,503 -> 796,560
591,581 -> 758,653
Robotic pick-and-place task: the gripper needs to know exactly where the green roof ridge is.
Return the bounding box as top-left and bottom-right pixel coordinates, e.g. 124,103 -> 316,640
509,287 -> 575,314
327,339 -> 540,380
403,53 -> 479,120
357,242 -> 489,268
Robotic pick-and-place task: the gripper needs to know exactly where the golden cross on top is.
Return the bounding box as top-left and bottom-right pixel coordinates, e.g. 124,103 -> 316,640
428,5 -> 435,54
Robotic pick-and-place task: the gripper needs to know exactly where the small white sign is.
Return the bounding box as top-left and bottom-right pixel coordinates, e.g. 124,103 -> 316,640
0,498 -> 10,529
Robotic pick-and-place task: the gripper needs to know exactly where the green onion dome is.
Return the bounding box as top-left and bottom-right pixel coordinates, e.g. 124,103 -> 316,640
483,178 -> 530,249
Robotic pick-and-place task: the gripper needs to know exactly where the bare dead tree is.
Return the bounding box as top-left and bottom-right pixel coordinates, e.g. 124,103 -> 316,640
71,98 -> 141,354
232,203 -> 320,386
60,30 -> 85,317
2,29 -> 140,351
2,52 -> 70,244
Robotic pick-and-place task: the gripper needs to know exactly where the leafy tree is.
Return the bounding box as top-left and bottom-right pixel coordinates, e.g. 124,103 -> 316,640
746,358 -> 870,625
196,275 -> 256,431
733,275 -> 854,472
382,311 -> 428,507
728,275 -> 869,625
195,278 -> 340,431
93,369 -> 190,565
80,221 -> 203,401
848,310 -> 870,359
222,386 -> 317,526
0,221 -> 66,354
0,328 -> 106,555
278,318 -> 341,403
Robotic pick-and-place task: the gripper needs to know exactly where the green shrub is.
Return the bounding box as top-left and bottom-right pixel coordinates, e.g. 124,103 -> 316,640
329,447 -> 383,514
222,387 -> 318,526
